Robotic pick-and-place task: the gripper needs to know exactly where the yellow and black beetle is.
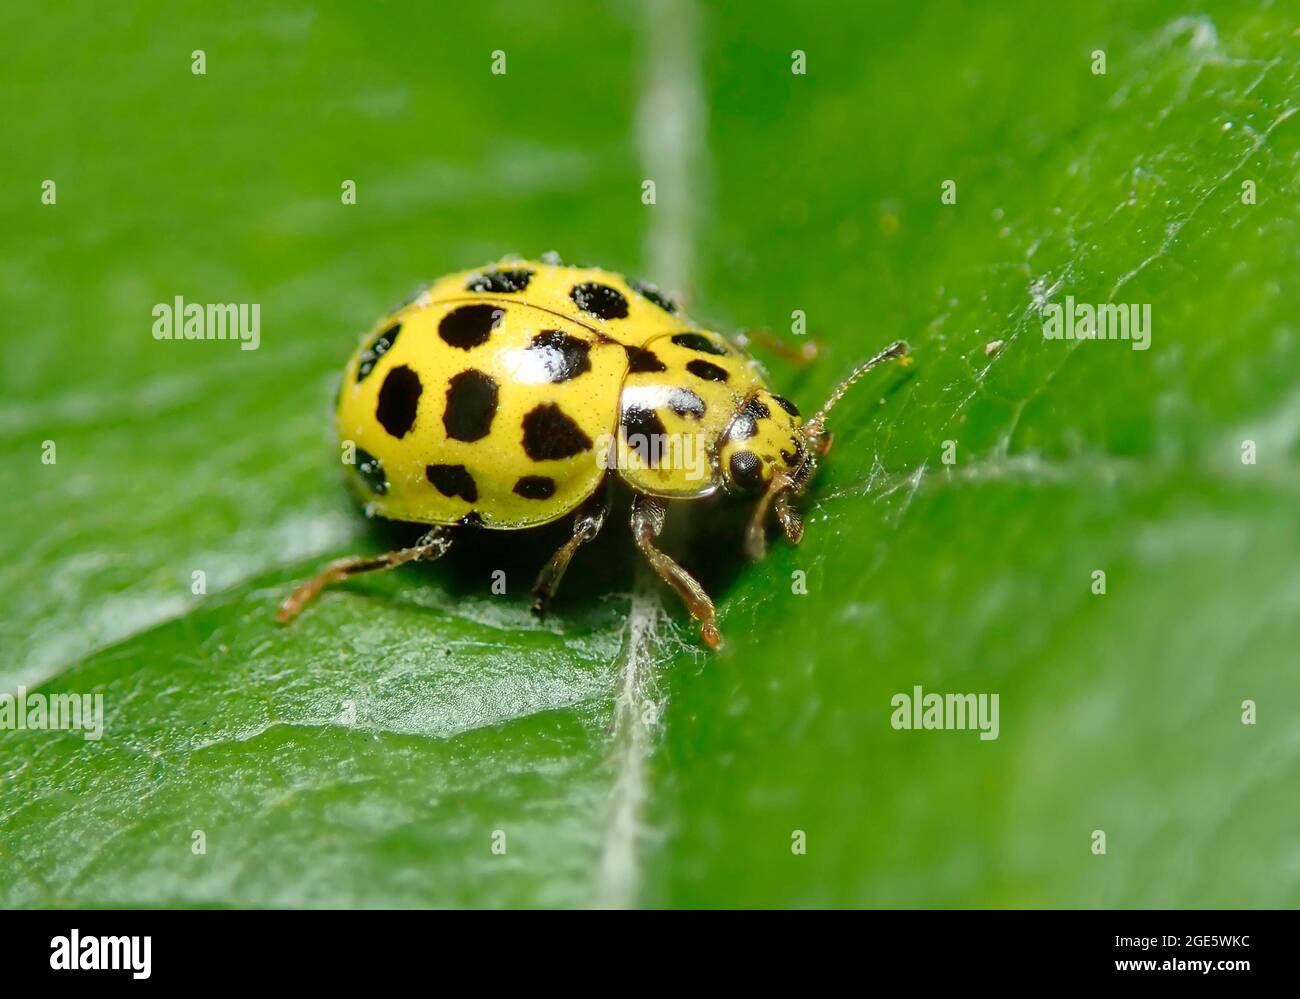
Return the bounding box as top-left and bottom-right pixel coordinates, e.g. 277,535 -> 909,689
279,256 -> 908,648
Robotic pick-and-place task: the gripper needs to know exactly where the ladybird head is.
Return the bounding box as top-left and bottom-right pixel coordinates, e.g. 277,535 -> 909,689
719,390 -> 811,495
737,340 -> 911,559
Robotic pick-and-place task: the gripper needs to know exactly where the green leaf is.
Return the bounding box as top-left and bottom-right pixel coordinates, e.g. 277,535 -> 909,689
3,0 -> 1297,907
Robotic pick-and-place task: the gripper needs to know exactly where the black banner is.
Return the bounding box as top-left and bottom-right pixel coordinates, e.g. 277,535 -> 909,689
0,909 -> 1289,986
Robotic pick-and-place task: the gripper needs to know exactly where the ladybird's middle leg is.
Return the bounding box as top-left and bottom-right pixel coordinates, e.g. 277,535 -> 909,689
630,494 -> 721,649
530,480 -> 611,617
277,527 -> 452,623
730,328 -> 819,363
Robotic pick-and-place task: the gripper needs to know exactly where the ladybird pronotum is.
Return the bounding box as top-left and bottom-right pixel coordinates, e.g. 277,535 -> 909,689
278,257 -> 908,648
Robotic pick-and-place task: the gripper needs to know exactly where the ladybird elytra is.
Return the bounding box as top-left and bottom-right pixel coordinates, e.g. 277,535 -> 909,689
280,256 -> 910,648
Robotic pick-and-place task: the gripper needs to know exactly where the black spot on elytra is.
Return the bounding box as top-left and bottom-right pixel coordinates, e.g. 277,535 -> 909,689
443,369 -> 499,442
353,448 -> 387,495
356,322 -> 401,382
459,511 -> 484,528
522,403 -> 592,461
624,345 -> 667,373
672,332 -> 729,356
687,359 -> 729,382
729,450 -> 765,490
528,329 -> 591,382
771,394 -> 800,417
376,365 -> 422,438
570,282 -> 629,320
439,303 -> 504,350
513,475 -> 557,500
621,405 -> 667,467
628,278 -> 677,314
425,463 -> 478,503
465,268 -> 533,293
667,387 -> 706,419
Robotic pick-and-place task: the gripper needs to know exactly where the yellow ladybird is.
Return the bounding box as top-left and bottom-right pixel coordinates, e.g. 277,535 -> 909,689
279,256 -> 909,648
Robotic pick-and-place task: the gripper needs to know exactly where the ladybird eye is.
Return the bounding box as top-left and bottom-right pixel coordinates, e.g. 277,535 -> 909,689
728,450 -> 765,491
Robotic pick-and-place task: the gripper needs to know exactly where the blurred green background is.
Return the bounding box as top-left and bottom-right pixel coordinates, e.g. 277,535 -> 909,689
1,0 -> 1297,907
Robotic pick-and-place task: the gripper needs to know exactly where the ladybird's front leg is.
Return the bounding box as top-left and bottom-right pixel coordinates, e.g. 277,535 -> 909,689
743,474 -> 799,561
774,489 -> 804,545
530,480 -> 611,617
630,494 -> 721,649
276,527 -> 453,623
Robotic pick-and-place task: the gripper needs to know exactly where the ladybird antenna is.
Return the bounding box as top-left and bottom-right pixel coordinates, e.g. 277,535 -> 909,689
803,340 -> 910,439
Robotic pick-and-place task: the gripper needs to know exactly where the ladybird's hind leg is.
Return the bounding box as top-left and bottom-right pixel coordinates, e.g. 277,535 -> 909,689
630,494 -> 721,649
531,480 -> 612,617
277,527 -> 453,623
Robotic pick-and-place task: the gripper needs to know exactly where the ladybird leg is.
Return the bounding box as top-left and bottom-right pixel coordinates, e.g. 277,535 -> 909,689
743,475 -> 798,560
530,481 -> 612,617
775,489 -> 805,545
276,527 -> 453,623
630,494 -> 721,649
731,328 -> 819,364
